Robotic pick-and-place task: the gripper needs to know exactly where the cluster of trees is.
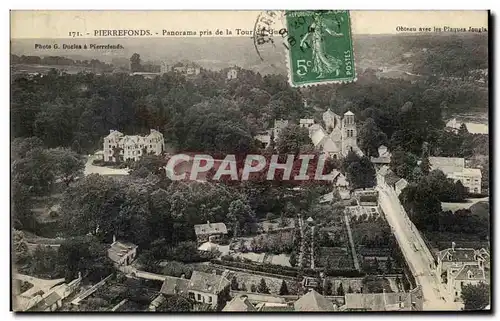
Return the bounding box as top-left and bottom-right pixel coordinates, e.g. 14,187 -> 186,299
400,168 -> 489,239
11,60 -> 308,155
16,235 -> 113,283
323,280 -> 352,296
12,137 -> 85,230
461,282 -> 490,311
244,231 -> 295,254
342,150 -> 376,190
11,54 -> 114,71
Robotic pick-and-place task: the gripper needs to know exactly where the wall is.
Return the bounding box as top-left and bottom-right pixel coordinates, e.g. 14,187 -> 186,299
189,290 -> 217,307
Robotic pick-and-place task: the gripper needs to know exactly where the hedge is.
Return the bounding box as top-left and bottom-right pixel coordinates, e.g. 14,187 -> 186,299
211,259 -> 362,278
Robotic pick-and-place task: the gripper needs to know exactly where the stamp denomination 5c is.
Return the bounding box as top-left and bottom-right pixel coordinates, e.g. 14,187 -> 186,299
285,10 -> 356,87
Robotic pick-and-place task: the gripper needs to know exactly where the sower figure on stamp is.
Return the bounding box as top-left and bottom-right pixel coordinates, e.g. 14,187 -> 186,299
300,12 -> 344,79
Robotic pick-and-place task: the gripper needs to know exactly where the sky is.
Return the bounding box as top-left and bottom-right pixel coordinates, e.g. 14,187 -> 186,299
10,10 -> 489,38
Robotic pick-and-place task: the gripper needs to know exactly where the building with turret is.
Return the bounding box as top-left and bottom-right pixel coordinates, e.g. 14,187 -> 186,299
309,109 -> 363,159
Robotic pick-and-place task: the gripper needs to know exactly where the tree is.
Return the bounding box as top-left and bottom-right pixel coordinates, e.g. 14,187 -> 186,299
231,277 -> 239,290
12,148 -> 56,195
419,156 -> 431,176
347,285 -> 353,293
345,153 -> 376,189
390,147 -> 418,180
324,280 -> 333,296
228,199 -> 256,237
257,278 -> 270,294
49,147 -> 85,186
158,295 -> 193,312
358,118 -> 388,157
279,280 -> 289,295
276,124 -> 313,155
250,284 -> 257,292
337,283 -> 345,296
13,229 -> 30,264
461,283 -> 490,310
289,251 -> 298,267
130,53 -> 142,72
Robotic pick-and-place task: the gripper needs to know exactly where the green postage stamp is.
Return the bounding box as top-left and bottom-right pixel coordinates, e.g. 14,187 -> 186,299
285,10 -> 356,87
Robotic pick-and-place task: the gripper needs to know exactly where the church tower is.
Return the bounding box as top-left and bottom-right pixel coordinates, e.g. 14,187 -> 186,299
341,110 -> 357,156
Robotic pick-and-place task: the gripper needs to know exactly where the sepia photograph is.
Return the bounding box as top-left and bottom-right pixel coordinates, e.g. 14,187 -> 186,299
10,10 -> 490,313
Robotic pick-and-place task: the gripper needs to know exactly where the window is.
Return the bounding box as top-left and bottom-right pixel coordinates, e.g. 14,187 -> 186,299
208,296 -> 212,303
150,145 -> 152,148
197,294 -> 201,301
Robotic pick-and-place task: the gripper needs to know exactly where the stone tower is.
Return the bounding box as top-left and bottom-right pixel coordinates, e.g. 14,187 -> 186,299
341,110 -> 357,156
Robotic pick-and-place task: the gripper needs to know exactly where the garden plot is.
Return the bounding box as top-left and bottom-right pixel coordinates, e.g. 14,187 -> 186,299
225,270 -> 302,295
346,206 -> 380,220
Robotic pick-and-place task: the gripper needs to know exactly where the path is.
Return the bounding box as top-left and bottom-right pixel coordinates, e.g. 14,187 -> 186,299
84,155 -> 129,176
298,215 -> 305,268
71,274 -> 113,305
377,184 -> 460,311
343,212 -> 361,271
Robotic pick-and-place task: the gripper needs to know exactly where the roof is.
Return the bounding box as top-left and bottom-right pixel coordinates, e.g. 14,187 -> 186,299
260,305 -> 295,311
378,165 -> 390,176
108,241 -> 138,263
188,271 -> 230,295
462,168 -> 482,177
198,242 -> 219,252
293,290 -> 335,311
453,264 -> 486,281
223,296 -> 257,311
385,170 -> 401,186
300,118 -> 315,124
194,222 -> 228,236
306,217 -> 314,222
345,293 -> 411,311
395,178 -> 408,190
29,292 -> 62,311
437,248 -> 477,263
429,157 -> 465,175
371,156 -> 391,164
344,110 -> 354,116
160,276 -> 190,296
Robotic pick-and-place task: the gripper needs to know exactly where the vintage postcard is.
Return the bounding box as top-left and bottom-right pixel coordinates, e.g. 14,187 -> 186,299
10,10 -> 490,312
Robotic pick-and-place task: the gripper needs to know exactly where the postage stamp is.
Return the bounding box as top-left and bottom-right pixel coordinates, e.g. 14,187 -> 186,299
285,10 -> 356,87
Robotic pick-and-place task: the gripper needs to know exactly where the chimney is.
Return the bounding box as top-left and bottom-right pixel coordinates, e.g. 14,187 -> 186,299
113,235 -> 116,244
180,274 -> 186,279
78,271 -> 82,279
452,241 -> 456,252
110,129 -> 115,134
212,269 -> 217,275
207,220 -> 210,226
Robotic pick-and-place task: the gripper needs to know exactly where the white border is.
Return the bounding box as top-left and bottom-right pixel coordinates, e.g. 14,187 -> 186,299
2,1 -> 498,321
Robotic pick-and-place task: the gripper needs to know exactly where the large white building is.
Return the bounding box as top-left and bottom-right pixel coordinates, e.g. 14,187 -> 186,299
103,129 -> 165,162
309,109 -> 363,159
429,157 -> 482,193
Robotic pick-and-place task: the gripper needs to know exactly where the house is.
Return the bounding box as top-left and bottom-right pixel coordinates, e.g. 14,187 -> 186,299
293,289 -> 336,311
227,68 -> 238,80
27,274 -> 82,312
108,237 -> 138,266
436,244 -> 488,278
371,145 -> 392,169
28,292 -> 63,312
394,178 -> 408,196
429,157 -> 482,193
447,264 -> 487,302
103,129 -> 165,162
194,221 -> 228,244
299,118 -> 315,129
160,275 -> 190,296
446,118 -> 488,135
308,109 -> 363,159
173,63 -> 201,77
344,292 -> 413,311
158,271 -> 230,308
223,295 -> 257,311
273,119 -> 289,141
254,130 -> 272,149
187,271 -> 231,308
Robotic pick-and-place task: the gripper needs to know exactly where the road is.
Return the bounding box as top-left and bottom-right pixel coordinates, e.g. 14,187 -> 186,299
84,155 -> 129,176
377,185 -> 460,311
